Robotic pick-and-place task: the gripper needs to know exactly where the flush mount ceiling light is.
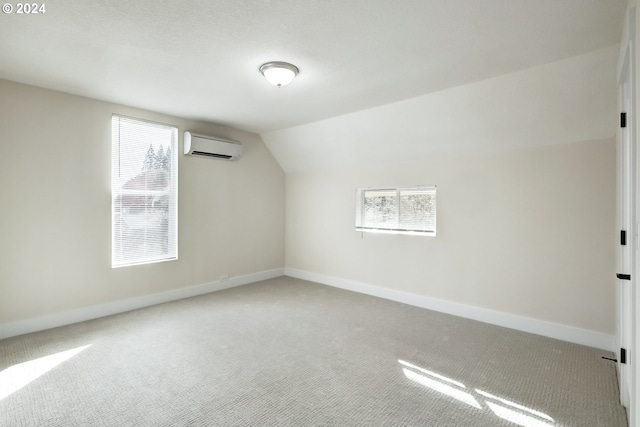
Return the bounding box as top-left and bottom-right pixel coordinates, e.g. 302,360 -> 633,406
259,61 -> 299,87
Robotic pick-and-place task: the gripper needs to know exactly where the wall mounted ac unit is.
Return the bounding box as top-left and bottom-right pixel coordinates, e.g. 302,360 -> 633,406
183,131 -> 243,160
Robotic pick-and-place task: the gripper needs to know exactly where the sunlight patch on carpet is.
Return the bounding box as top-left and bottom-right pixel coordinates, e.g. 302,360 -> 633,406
401,367 -> 482,409
485,401 -> 554,427
399,359 -> 467,388
0,344 -> 91,400
399,359 -> 555,426
476,389 -> 555,423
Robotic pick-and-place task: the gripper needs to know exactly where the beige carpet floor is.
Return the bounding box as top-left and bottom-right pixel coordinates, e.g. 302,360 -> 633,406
0,276 -> 628,426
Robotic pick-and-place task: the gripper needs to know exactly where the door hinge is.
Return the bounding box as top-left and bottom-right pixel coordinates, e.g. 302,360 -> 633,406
621,348 -> 627,364
621,230 -> 627,246
621,112 -> 627,128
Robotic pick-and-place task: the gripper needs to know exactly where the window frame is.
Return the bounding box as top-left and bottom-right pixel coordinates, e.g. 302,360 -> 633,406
111,114 -> 179,268
355,186 -> 436,236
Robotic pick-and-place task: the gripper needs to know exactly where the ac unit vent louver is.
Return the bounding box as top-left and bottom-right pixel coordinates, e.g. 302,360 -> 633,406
184,131 -> 242,160
191,151 -> 233,159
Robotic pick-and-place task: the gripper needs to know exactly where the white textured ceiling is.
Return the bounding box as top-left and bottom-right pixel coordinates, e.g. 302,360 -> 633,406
0,0 -> 626,135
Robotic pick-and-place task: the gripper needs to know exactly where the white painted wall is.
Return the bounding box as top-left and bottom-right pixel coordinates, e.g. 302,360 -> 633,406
285,139 -> 615,335
0,79 -> 285,325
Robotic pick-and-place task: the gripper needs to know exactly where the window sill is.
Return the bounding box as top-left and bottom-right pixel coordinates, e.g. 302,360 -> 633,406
355,228 -> 436,237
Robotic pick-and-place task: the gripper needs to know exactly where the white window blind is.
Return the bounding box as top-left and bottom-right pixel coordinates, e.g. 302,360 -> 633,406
111,115 -> 178,267
355,186 -> 436,235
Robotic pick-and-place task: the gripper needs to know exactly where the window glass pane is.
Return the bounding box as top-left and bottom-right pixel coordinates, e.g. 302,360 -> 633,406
112,115 -> 178,267
399,189 -> 436,231
356,186 -> 436,235
364,190 -> 398,229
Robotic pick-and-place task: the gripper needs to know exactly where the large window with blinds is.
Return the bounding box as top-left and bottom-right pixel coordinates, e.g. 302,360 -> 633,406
355,186 -> 436,236
111,115 -> 178,267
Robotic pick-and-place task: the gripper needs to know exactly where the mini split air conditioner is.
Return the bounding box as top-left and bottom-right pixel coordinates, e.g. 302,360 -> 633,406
183,131 -> 243,160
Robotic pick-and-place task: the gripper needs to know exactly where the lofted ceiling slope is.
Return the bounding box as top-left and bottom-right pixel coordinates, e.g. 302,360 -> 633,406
0,1 -> 627,171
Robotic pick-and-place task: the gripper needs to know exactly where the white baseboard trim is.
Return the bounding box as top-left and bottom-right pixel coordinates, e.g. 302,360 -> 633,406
0,268 -> 284,340
285,268 -> 614,352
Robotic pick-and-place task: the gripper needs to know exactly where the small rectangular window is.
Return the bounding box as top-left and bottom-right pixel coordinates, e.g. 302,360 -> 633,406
111,115 -> 178,267
355,186 -> 436,236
